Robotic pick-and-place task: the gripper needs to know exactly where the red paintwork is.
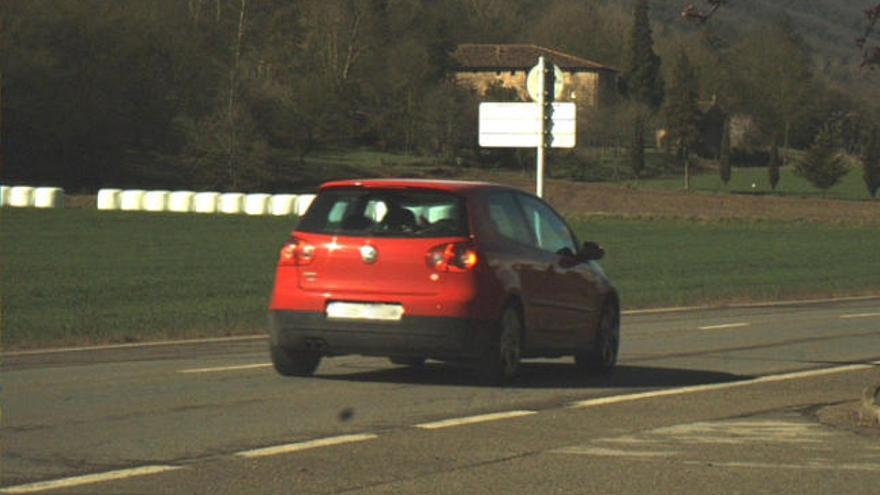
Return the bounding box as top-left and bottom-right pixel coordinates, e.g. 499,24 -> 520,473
270,233 -> 486,319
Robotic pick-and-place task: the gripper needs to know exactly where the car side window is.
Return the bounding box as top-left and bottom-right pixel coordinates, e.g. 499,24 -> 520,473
487,192 -> 533,245
517,194 -> 577,254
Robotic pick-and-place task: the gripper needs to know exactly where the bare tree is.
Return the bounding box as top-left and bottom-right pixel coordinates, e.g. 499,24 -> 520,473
225,0 -> 247,189
681,0 -> 730,24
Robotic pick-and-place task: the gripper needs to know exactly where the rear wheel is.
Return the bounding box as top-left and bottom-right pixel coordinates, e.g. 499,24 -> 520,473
476,305 -> 523,385
575,303 -> 619,373
270,345 -> 322,377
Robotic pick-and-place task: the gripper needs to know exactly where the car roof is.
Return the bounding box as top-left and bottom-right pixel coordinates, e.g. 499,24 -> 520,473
318,178 -> 515,194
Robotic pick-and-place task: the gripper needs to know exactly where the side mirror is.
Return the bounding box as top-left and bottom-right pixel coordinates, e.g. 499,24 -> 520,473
579,241 -> 605,261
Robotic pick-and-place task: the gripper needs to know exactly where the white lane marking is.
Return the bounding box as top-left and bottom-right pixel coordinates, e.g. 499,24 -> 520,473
179,363 -> 272,374
552,446 -> 677,458
680,460 -> 880,472
2,335 -> 266,357
698,322 -> 750,331
622,294 -> 880,316
840,312 -> 880,319
414,410 -> 536,430
235,433 -> 378,458
0,465 -> 182,494
568,362 -> 879,409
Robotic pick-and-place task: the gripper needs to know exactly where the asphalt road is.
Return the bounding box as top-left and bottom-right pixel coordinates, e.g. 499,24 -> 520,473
2,298 -> 879,494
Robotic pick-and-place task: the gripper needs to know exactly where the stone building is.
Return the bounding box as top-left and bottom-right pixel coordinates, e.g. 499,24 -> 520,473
451,44 -> 618,108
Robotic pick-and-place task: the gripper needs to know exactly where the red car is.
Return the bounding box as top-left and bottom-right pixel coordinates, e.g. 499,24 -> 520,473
268,179 -> 619,384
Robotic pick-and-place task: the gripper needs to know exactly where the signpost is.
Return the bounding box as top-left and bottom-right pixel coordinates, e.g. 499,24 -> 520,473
477,56 -> 575,198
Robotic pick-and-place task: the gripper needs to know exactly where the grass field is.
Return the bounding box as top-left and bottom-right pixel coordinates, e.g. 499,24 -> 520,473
626,166 -> 876,201
1,209 -> 296,349
571,217 -> 880,308
2,208 -> 878,350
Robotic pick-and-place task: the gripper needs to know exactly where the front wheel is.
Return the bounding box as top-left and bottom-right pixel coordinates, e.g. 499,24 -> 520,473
270,345 -> 322,377
575,303 -> 620,373
476,305 -> 523,386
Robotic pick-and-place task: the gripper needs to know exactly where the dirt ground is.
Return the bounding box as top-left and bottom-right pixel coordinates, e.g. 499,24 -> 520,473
480,174 -> 880,225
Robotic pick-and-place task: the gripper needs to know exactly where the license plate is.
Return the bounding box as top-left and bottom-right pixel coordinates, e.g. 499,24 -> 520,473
326,302 -> 404,321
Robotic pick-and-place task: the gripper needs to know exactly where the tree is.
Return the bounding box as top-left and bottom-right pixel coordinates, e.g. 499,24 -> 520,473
862,125 -> 880,198
664,49 -> 700,190
629,112 -> 645,179
795,126 -> 848,192
728,18 -> 816,164
768,142 -> 780,190
719,117 -> 731,185
622,0 -> 664,110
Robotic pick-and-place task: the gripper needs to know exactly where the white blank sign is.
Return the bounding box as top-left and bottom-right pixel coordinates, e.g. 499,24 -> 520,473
479,102 -> 576,148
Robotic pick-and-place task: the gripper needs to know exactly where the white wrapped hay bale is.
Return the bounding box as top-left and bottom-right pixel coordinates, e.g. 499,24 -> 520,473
97,189 -> 122,210
119,190 -> 146,211
244,193 -> 271,216
295,194 -> 316,216
269,194 -> 297,216
33,187 -> 64,209
142,190 -> 170,212
218,192 -> 245,214
8,186 -> 35,208
193,192 -> 220,213
167,191 -> 196,213
0,185 -> 9,207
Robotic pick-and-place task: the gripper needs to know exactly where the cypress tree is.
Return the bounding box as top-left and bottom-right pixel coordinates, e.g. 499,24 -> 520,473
622,0 -> 665,110
768,142 -> 780,191
630,112 -> 645,179
719,118 -> 732,185
795,127 -> 848,192
862,126 -> 880,198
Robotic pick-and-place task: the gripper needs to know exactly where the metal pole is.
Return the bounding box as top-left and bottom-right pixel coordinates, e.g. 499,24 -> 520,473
536,56 -> 545,198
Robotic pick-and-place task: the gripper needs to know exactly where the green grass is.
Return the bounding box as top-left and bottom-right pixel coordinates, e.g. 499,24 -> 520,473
626,166 -> 875,201
571,217 -> 880,308
1,209 -> 297,349
1,209 -> 878,349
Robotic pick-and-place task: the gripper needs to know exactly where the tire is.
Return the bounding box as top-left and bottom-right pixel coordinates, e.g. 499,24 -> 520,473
389,356 -> 427,367
270,345 -> 322,377
476,305 -> 523,386
575,302 -> 620,373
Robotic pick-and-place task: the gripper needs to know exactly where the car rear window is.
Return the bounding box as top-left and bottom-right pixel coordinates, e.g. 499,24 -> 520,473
297,187 -> 468,238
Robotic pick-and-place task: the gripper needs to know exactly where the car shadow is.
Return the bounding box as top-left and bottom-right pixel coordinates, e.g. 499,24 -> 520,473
315,361 -> 747,389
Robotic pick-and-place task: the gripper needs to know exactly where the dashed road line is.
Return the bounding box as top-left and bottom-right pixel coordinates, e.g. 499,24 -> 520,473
698,322 -> 750,331
0,465 -> 183,494
179,363 -> 272,374
235,433 -> 378,458
840,312 -> 880,319
414,410 -> 537,430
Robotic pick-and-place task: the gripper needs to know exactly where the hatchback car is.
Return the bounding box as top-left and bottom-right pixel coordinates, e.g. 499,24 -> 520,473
268,179 -> 619,384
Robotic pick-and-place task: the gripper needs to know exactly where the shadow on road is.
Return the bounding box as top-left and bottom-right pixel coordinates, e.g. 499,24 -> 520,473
317,361 -> 748,389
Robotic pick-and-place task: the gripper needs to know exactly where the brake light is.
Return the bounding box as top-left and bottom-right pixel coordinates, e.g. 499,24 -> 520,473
426,242 -> 478,272
278,237 -> 315,266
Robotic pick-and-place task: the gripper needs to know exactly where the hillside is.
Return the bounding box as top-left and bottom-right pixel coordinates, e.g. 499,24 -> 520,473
641,0 -> 868,63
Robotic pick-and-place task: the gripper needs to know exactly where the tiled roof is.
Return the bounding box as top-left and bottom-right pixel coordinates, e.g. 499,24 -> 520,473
453,44 -> 617,73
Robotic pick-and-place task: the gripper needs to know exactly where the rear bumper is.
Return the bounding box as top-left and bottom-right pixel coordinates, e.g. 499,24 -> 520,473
268,310 -> 492,360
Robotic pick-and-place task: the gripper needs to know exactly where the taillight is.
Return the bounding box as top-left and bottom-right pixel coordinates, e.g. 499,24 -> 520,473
278,237 -> 315,266
426,242 -> 478,272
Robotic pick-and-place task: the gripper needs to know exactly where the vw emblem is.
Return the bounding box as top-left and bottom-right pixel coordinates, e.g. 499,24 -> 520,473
360,245 -> 378,264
